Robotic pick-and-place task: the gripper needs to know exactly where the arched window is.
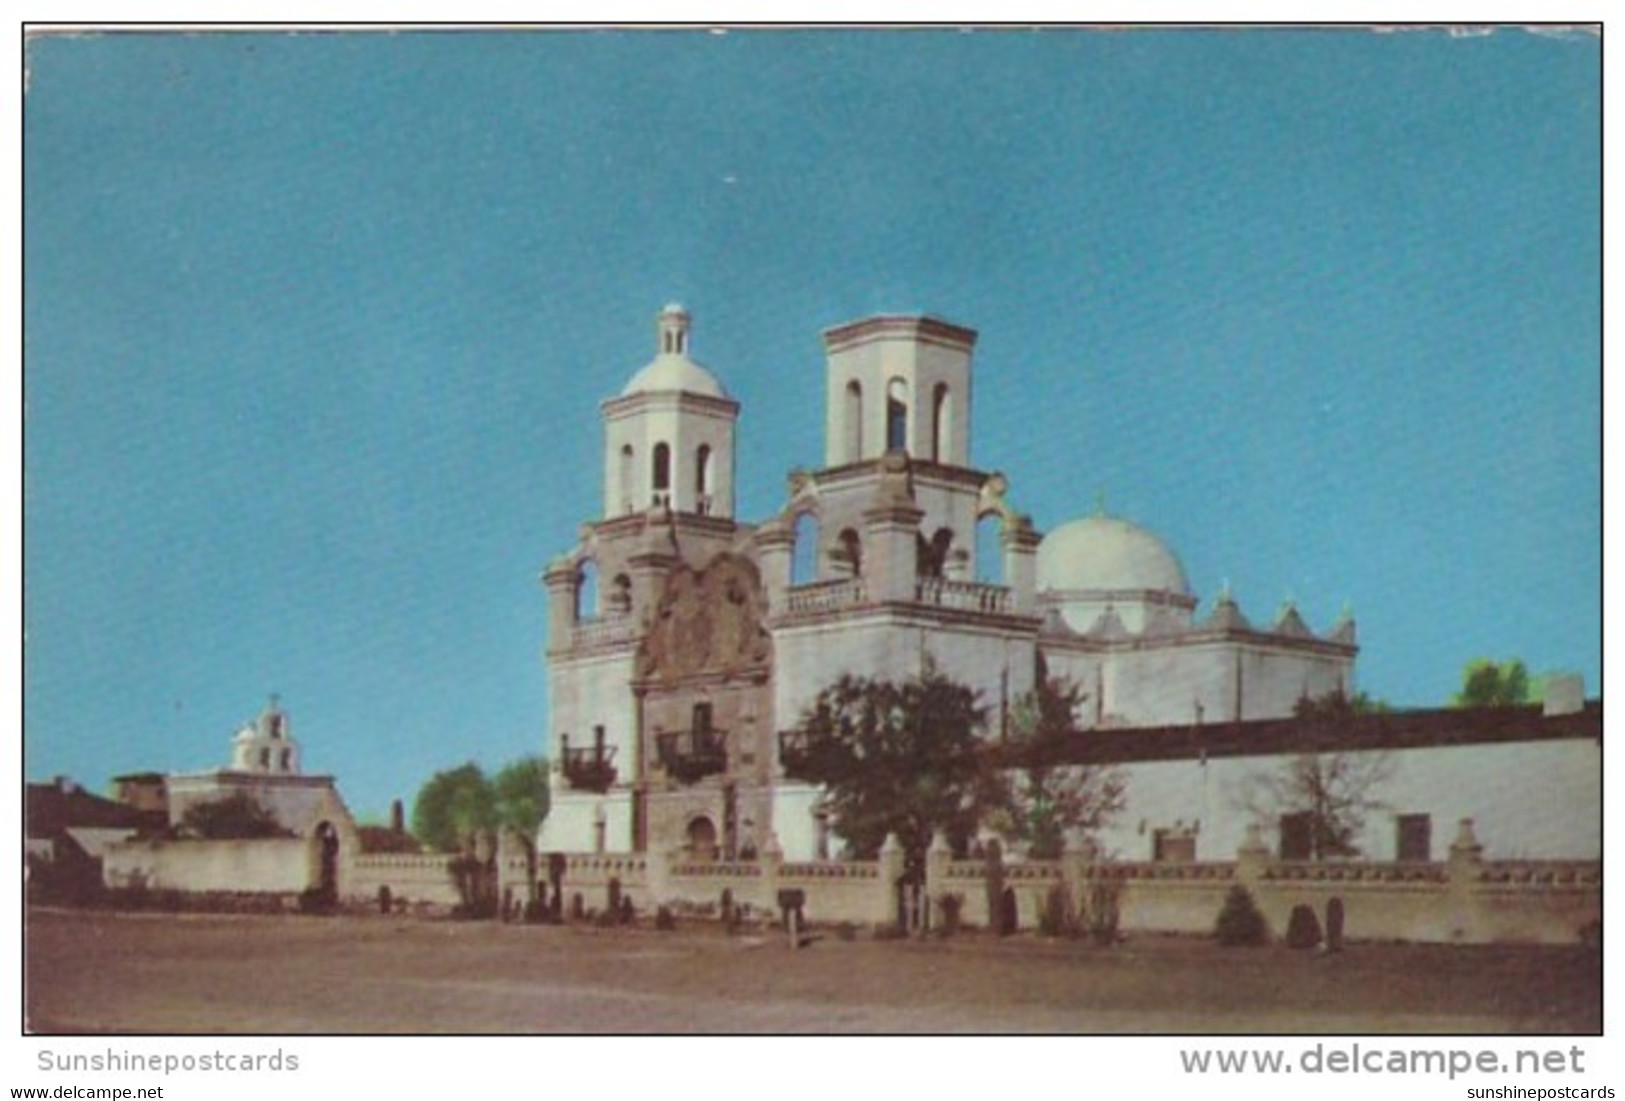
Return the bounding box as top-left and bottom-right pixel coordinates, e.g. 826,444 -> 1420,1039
609,573 -> 632,615
844,380 -> 864,462
651,442 -> 671,506
886,378 -> 909,453
791,511 -> 820,586
932,383 -> 951,463
619,444 -> 635,515
976,514 -> 1003,584
924,528 -> 954,578
695,444 -> 713,514
837,528 -> 863,578
575,560 -> 601,621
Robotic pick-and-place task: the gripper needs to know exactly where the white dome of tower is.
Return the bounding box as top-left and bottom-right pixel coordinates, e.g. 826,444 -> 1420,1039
621,303 -> 729,398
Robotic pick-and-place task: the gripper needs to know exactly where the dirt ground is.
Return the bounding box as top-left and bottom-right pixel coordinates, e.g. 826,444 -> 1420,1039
24,907 -> 1601,1034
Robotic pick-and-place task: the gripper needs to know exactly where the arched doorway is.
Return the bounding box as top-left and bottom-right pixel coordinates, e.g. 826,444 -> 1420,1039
686,816 -> 719,862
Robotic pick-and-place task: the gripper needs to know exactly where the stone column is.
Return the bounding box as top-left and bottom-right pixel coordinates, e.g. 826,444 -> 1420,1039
755,521 -> 795,614
926,830 -> 952,931
542,558 -> 579,651
1447,818 -> 1486,943
644,843 -> 672,911
863,502 -> 926,604
1001,519 -> 1042,614
878,832 -> 906,927
1060,839 -> 1087,910
760,831 -> 784,916
1236,822 -> 1272,887
862,453 -> 925,605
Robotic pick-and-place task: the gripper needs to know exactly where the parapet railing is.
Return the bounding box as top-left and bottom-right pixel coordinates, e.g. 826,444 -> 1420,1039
779,861 -> 879,879
1262,860 -> 1448,883
571,614 -> 639,649
670,861 -> 763,878
915,577 -> 1011,614
785,578 -> 868,615
1475,860 -> 1601,886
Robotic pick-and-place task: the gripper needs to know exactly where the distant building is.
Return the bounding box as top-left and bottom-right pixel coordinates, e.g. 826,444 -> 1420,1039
100,698 -> 359,900
26,776 -> 162,899
163,697 -> 351,839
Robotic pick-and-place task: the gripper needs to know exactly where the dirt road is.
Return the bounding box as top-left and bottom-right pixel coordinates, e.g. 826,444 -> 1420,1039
24,908 -> 1601,1034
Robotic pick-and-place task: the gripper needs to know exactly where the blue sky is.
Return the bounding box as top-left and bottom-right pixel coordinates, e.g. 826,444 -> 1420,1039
23,28 -> 1599,820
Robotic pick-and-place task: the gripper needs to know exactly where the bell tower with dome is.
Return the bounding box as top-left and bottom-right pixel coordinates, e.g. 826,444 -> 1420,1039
601,304 -> 739,520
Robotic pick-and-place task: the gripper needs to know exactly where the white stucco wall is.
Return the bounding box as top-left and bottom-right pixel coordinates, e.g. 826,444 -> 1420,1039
547,649 -> 639,772
1091,737 -> 1599,864
164,773 -> 354,838
773,612 -> 1037,743
538,788 -> 633,854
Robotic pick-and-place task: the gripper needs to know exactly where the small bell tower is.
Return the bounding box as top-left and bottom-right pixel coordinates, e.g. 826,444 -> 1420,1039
602,304 -> 740,520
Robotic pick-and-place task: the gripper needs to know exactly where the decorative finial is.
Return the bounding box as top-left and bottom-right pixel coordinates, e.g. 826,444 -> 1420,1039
1219,578 -> 1232,602
1094,486 -> 1108,516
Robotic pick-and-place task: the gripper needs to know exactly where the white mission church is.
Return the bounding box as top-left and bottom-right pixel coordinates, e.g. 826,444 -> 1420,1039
535,305 -> 1597,867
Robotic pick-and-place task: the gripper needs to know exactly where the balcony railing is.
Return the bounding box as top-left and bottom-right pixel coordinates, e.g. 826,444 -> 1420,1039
572,614 -> 638,649
914,577 -> 1011,614
777,728 -> 827,779
785,578 -> 867,615
561,745 -> 618,793
781,576 -> 1012,618
656,728 -> 728,785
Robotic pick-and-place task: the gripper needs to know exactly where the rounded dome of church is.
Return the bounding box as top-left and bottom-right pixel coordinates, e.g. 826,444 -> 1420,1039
621,355 -> 729,399
622,303 -> 730,399
1037,515 -> 1190,596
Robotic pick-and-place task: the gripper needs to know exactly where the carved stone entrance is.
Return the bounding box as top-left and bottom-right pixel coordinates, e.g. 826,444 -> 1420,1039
686,815 -> 719,862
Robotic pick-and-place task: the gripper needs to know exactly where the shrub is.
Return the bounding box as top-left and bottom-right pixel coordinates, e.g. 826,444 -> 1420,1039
654,905 -> 676,932
1214,885 -> 1269,946
937,893 -> 964,937
1285,903 -> 1323,949
297,887 -> 336,915
180,793 -> 290,840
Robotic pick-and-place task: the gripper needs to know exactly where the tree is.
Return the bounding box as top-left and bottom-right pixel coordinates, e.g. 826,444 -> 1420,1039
1239,752 -> 1394,860
783,665 -> 997,860
411,762 -> 496,853
179,792 -> 289,840
492,755 -> 551,838
1453,658 -> 1532,708
987,677 -> 1125,859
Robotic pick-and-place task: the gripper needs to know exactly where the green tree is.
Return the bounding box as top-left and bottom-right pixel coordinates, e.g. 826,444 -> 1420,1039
411,762 -> 496,853
1453,658 -> 1532,708
492,755 -> 551,838
988,677 -> 1125,860
783,665 -> 997,860
179,792 -> 289,839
